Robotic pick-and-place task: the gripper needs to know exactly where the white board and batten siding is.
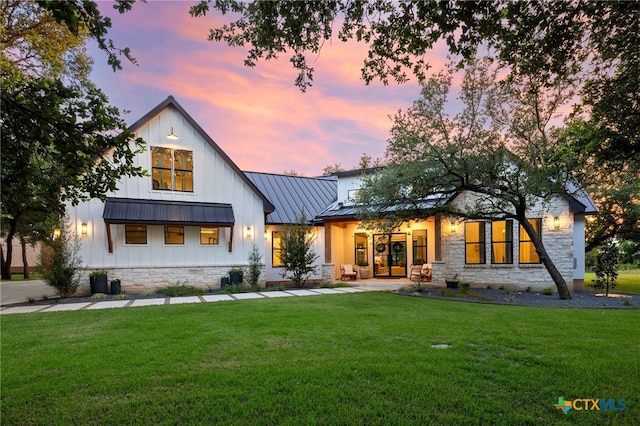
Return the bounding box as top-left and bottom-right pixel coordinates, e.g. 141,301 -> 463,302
67,103 -> 266,292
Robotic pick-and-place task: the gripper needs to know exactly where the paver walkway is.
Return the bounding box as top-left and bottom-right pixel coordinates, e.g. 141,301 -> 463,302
0,286 -> 377,315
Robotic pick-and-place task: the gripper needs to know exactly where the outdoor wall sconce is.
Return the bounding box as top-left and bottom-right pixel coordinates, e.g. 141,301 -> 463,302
264,231 -> 268,240
553,216 -> 560,231
166,127 -> 178,140
81,222 -> 88,236
53,228 -> 61,240
449,221 -> 458,234
245,227 -> 252,239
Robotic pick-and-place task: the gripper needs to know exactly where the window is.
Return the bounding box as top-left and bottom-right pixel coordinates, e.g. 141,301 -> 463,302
354,233 -> 368,265
272,231 -> 285,267
412,229 -> 427,264
348,189 -> 364,203
465,222 -> 486,264
164,226 -> 184,244
200,227 -> 219,245
151,147 -> 193,192
520,219 -> 542,264
491,220 -> 513,264
125,225 -> 147,244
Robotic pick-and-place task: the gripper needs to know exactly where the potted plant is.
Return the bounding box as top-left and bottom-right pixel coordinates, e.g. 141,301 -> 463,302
89,270 -> 108,295
445,274 -> 459,289
110,278 -> 122,295
228,268 -> 243,285
220,274 -> 230,288
356,260 -> 370,279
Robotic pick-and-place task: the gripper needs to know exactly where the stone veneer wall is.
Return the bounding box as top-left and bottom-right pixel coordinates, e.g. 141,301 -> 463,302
439,196 -> 576,292
77,266 -> 266,295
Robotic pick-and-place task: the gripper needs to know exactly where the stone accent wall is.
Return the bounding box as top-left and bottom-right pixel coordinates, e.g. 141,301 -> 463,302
441,195 -> 576,292
321,263 -> 335,282
77,265 -> 266,295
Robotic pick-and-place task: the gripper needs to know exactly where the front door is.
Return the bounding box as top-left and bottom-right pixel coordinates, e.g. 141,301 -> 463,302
373,233 -> 407,278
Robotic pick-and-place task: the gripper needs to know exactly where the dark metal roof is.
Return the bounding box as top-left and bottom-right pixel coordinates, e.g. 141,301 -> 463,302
103,198 -> 235,226
316,195 -> 450,221
127,96 -> 275,214
244,172 -> 337,224
565,182 -> 598,215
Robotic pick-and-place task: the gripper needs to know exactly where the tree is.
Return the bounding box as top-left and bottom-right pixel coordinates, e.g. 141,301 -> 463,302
322,153 -> 385,175
279,211 -> 319,287
357,60 -> 578,299
247,244 -> 263,291
591,241 -> 620,303
0,1 -> 146,279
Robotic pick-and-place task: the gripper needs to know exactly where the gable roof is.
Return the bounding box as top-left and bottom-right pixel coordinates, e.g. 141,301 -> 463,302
244,172 -> 337,224
128,96 -> 275,214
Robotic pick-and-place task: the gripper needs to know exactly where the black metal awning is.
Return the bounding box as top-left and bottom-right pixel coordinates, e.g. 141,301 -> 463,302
103,198 -> 235,226
102,198 -> 235,253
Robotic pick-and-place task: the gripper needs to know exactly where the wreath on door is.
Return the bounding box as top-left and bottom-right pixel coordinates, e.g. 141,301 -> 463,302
392,242 -> 403,253
376,243 -> 386,253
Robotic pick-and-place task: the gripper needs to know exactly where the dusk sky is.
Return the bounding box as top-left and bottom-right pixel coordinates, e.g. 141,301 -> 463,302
88,1 -> 451,176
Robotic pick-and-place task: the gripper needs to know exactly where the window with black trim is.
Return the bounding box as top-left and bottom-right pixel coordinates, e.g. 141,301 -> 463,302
164,226 -> 184,245
354,233 -> 368,265
272,231 -> 284,267
465,222 -> 486,264
200,227 -> 218,245
125,225 -> 147,244
412,229 -> 427,264
520,218 -> 542,264
151,147 -> 193,192
491,220 -> 513,264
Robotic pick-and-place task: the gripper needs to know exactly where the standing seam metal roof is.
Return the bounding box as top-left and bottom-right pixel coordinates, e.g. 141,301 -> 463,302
244,172 -> 337,224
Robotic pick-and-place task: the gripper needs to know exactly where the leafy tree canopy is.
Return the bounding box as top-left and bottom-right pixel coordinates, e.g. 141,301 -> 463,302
357,59 -> 578,298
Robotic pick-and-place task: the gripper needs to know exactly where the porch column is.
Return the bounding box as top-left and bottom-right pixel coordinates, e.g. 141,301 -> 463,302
434,217 -> 442,261
324,222 -> 332,263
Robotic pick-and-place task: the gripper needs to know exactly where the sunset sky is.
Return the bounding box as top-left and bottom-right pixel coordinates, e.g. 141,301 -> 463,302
88,1 -> 450,176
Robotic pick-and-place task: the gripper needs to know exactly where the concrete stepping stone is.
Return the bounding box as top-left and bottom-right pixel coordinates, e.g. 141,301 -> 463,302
43,302 -> 93,312
231,293 -> 265,300
286,289 -> 322,296
201,294 -> 234,302
169,296 -> 201,305
0,305 -> 50,314
129,298 -> 166,307
260,291 -> 294,298
309,288 -> 344,295
87,300 -> 131,310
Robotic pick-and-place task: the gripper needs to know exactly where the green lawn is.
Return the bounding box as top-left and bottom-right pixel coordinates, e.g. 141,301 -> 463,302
585,268 -> 640,294
2,293 -> 638,425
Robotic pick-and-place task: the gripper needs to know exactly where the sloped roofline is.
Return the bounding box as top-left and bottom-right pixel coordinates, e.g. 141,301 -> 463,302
128,96 -> 275,213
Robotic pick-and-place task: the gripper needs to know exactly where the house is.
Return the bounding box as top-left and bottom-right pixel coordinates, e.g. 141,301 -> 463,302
67,96 -> 596,294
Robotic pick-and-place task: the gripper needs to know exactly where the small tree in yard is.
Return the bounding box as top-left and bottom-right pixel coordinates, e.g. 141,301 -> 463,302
247,244 -> 263,291
41,218 -> 82,298
280,211 -> 319,287
591,241 -> 620,301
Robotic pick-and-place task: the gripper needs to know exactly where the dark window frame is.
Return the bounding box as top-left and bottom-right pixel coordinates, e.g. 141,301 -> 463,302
272,231 -> 285,267
465,221 -> 486,265
519,218 -> 542,264
200,227 -> 219,245
151,146 -> 193,192
125,225 -> 147,245
491,219 -> 514,264
164,226 -> 184,245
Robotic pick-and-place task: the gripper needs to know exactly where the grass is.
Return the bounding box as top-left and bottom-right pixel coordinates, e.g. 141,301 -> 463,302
585,268 -> 640,294
2,293 -> 639,425
1,272 -> 43,281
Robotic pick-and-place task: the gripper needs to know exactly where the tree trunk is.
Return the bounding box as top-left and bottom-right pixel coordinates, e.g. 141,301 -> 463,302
520,216 -> 572,299
21,236 -> 30,279
1,218 -> 17,280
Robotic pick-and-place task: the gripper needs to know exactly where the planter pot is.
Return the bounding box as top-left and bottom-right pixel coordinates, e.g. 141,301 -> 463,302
110,280 -> 121,295
90,274 -> 108,295
358,267 -> 369,279
221,277 -> 230,288
445,280 -> 459,289
229,271 -> 243,285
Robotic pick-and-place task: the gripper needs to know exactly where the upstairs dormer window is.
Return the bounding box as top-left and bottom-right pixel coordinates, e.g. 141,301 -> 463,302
152,146 -> 193,192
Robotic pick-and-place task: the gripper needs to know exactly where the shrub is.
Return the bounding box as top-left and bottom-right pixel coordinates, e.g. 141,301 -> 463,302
222,283 -> 247,294
460,282 -> 470,294
591,241 -> 619,297
247,245 -> 263,291
158,284 -> 203,297
41,219 -> 81,298
279,211 -> 319,287
542,287 -> 554,296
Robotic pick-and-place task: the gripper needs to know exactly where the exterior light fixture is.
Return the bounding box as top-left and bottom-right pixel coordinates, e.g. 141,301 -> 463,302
553,216 -> 560,230
81,222 -> 88,236
246,227 -> 252,239
449,221 -> 457,234
166,127 -> 178,140
263,231 -> 268,240
53,228 -> 61,240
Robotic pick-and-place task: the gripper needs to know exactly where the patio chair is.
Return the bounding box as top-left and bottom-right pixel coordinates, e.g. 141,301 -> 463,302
410,264 -> 432,282
340,264 -> 358,280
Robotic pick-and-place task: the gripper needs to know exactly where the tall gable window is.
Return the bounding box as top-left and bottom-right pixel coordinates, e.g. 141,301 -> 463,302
152,147 -> 193,192
465,222 -> 486,264
520,219 -> 542,264
491,220 -> 513,264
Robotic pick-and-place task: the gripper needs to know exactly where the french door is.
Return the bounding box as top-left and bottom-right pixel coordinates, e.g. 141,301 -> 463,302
373,233 -> 407,278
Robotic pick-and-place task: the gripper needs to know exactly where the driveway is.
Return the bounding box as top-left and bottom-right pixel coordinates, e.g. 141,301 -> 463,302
0,280 -> 58,306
